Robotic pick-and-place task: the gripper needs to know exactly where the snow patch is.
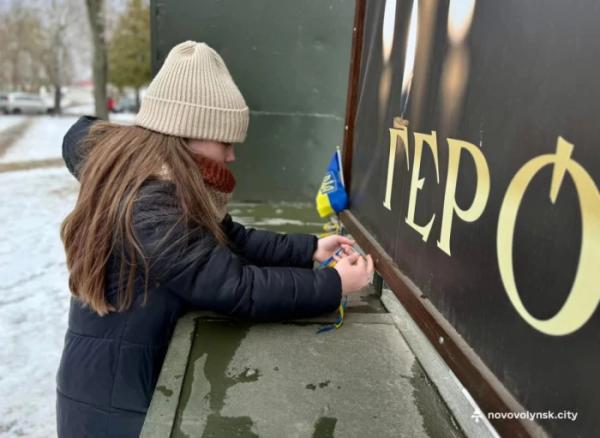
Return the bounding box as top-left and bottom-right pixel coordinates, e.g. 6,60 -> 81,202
0,167 -> 78,438
0,115 -> 27,133
0,116 -> 78,164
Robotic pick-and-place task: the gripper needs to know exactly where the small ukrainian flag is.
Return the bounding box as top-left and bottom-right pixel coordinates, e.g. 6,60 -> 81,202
316,147 -> 348,218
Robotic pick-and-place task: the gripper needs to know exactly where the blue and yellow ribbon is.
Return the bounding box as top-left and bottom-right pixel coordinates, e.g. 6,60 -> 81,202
316,297 -> 348,334
316,247 -> 348,334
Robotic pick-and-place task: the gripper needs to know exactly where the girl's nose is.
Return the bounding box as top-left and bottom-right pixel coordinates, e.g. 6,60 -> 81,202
225,145 -> 236,163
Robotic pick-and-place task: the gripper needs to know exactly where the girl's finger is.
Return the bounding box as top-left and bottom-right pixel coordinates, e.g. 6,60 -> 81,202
341,244 -> 354,255
366,254 -> 374,273
338,236 -> 355,245
346,252 -> 360,264
336,251 -> 351,259
356,254 -> 367,268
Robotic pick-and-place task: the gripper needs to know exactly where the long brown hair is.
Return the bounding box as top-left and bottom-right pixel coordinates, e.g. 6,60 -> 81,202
60,121 -> 227,316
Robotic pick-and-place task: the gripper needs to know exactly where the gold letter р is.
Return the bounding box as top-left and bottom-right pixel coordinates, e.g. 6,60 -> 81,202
497,137 -> 600,336
437,138 -> 491,256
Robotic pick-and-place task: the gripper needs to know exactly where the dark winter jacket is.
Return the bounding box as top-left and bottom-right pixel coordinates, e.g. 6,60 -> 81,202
56,116 -> 342,437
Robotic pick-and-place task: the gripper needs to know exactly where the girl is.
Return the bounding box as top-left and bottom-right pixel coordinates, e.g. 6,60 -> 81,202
56,41 -> 373,437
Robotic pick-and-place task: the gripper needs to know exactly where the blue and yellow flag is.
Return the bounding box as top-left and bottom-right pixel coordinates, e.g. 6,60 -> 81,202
316,147 -> 348,218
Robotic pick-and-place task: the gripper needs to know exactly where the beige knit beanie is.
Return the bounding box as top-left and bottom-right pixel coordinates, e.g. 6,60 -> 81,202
135,41 -> 249,143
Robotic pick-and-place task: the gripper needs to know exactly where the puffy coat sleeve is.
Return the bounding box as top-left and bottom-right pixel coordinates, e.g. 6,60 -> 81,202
221,214 -> 318,268
62,115 -> 98,181
133,182 -> 342,322
165,243 -> 342,321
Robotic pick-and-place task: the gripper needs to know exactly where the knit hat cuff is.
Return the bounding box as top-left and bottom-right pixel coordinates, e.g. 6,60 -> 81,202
135,95 -> 249,143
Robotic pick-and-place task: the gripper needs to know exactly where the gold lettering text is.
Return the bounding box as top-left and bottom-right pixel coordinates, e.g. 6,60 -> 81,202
497,137 -> 600,335
405,131 -> 440,241
437,138 -> 491,256
383,127 -> 410,210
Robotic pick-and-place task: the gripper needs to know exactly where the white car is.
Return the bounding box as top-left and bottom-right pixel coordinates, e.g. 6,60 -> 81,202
1,92 -> 49,114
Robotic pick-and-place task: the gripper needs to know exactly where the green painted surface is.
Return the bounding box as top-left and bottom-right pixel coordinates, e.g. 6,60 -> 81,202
231,115 -> 345,201
151,0 -> 354,201
228,201 -> 326,235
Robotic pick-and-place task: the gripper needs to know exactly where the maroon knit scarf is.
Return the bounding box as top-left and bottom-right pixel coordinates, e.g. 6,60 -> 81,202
192,155 -> 236,193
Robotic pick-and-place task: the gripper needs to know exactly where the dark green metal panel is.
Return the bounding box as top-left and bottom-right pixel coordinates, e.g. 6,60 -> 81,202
150,0 -> 354,201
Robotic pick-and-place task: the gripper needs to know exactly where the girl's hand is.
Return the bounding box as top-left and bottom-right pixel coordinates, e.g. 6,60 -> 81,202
313,235 -> 355,263
334,253 -> 374,295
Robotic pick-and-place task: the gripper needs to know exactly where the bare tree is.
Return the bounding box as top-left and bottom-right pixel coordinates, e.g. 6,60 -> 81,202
0,4 -> 44,92
0,0 -> 87,103
37,0 -> 80,113
86,0 -> 108,119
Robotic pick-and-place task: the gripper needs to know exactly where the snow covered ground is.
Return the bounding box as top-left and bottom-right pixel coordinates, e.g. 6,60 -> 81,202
0,117 -> 79,164
0,113 -> 135,165
0,115 -> 26,133
0,167 -> 77,437
0,115 -> 81,436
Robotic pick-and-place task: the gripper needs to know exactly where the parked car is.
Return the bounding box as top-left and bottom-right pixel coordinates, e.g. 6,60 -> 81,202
112,97 -> 138,113
0,94 -> 8,113
1,92 -> 49,114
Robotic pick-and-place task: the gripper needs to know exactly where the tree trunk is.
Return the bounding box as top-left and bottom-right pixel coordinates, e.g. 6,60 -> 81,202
52,32 -> 62,115
135,87 -> 141,112
85,0 -> 108,120
54,84 -> 62,115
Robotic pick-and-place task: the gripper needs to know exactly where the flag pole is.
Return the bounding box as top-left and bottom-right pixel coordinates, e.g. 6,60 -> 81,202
336,145 -> 345,188
335,145 -> 346,237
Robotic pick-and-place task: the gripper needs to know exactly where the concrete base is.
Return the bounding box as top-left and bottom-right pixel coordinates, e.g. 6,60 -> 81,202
142,286 -> 494,438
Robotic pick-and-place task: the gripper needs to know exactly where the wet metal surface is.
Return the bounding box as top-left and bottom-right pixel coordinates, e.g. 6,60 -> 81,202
228,202 -> 325,235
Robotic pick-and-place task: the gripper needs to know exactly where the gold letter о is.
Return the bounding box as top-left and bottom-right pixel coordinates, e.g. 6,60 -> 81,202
497,137 -> 600,336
